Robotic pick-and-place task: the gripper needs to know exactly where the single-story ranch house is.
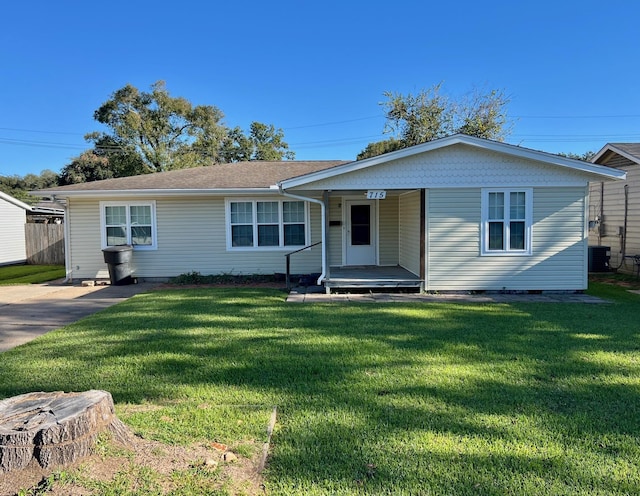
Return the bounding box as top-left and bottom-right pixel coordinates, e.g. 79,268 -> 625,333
40,134 -> 625,292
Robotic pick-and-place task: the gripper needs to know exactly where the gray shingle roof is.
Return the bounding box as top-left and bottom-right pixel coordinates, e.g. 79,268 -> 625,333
43,160 -> 348,193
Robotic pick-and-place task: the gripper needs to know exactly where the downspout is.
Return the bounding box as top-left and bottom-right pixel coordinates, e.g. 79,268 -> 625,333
611,184 -> 629,271
57,196 -> 72,283
598,182 -> 604,245
278,188 -> 327,286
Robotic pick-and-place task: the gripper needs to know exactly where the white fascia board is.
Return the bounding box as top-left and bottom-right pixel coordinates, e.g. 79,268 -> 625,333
39,188 -> 281,199
592,143 -> 640,166
490,144 -> 627,179
0,190 -> 33,211
279,134 -> 626,189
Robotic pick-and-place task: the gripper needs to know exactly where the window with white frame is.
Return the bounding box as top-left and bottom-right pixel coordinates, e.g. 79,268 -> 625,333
101,201 -> 157,249
481,189 -> 532,255
227,199 -> 308,249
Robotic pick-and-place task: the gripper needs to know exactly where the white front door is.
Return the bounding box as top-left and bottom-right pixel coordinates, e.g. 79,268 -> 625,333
345,200 -> 377,265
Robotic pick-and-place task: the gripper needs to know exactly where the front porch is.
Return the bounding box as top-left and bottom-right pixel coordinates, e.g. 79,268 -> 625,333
323,265 -> 423,293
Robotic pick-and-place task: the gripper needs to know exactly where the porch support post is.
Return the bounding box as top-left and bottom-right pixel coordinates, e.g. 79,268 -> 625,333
420,189 -> 426,292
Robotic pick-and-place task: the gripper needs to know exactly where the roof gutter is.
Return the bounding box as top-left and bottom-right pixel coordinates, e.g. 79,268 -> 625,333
278,187 -> 327,286
35,188 -> 277,199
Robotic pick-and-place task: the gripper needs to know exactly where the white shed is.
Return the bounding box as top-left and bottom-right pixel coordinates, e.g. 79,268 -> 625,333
0,191 -> 31,266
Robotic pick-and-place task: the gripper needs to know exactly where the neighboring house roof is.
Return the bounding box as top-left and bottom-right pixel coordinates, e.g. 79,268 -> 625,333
592,143 -> 640,166
41,161 -> 348,197
279,134 -> 626,189
30,199 -> 65,216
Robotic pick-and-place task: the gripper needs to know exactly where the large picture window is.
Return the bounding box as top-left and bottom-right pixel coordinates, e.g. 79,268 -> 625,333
227,199 -> 308,249
101,201 -> 157,250
481,189 -> 532,255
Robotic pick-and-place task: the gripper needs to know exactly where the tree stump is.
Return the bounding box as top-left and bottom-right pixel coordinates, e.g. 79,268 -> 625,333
0,390 -> 133,473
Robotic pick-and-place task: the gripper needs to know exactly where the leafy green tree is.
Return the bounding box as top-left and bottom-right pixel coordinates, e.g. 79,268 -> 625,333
358,84 -> 511,159
89,81 -> 228,173
455,88 -> 511,140
382,83 -> 452,146
559,151 -> 596,162
82,81 -> 295,179
356,138 -> 404,160
90,135 -> 147,177
22,170 -> 59,190
58,150 -> 118,185
221,122 -> 295,162
0,170 -> 59,203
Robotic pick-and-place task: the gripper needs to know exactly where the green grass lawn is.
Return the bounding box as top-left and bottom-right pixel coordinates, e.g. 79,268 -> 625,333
1,282 -> 639,494
0,264 -> 65,284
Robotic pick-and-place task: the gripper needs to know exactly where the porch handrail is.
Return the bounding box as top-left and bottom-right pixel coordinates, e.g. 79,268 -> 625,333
284,241 -> 321,290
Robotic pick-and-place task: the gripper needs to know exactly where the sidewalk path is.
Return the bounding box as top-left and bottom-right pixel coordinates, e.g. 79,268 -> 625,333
287,288 -> 609,304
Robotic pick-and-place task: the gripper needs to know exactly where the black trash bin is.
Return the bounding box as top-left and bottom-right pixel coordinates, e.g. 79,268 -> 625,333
102,245 -> 134,285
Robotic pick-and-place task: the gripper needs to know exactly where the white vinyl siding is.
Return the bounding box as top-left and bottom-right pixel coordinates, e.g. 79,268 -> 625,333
0,198 -> 27,265
426,187 -> 588,291
378,195 -> 399,266
301,145 -> 595,191
327,196 -> 343,267
399,191 -> 421,276
67,196 -> 322,280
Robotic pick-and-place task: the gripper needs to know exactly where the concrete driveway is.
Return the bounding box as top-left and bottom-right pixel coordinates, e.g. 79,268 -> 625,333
0,281 -> 156,352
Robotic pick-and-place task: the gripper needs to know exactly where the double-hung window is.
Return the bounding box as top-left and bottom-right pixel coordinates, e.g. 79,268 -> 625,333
227,199 -> 308,249
481,189 -> 532,255
101,201 -> 157,250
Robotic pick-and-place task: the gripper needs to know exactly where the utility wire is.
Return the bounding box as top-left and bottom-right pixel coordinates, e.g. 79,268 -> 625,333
3,131 -> 640,154
1,113 -> 639,139
1,111 -> 640,153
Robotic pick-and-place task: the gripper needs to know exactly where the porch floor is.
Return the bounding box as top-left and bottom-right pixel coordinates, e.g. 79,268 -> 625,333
323,265 -> 423,293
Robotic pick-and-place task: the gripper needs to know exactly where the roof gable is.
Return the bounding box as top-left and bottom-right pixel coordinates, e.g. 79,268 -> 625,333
279,134 -> 625,190
592,143 -> 640,167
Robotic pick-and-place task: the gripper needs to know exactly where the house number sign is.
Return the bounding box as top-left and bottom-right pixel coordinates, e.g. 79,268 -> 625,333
366,190 -> 387,200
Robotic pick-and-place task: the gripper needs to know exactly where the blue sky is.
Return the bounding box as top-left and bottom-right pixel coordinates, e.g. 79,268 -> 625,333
1,0 -> 638,176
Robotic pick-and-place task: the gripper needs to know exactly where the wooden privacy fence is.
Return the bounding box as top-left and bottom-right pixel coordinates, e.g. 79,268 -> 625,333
25,223 -> 65,265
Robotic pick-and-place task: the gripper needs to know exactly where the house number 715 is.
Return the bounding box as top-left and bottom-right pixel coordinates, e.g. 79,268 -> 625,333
366,190 -> 386,200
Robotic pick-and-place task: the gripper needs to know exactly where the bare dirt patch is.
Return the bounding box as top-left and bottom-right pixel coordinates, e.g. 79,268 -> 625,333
1,435 -> 265,496
154,273 -> 288,291
155,282 -> 286,290
590,273 -> 640,290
